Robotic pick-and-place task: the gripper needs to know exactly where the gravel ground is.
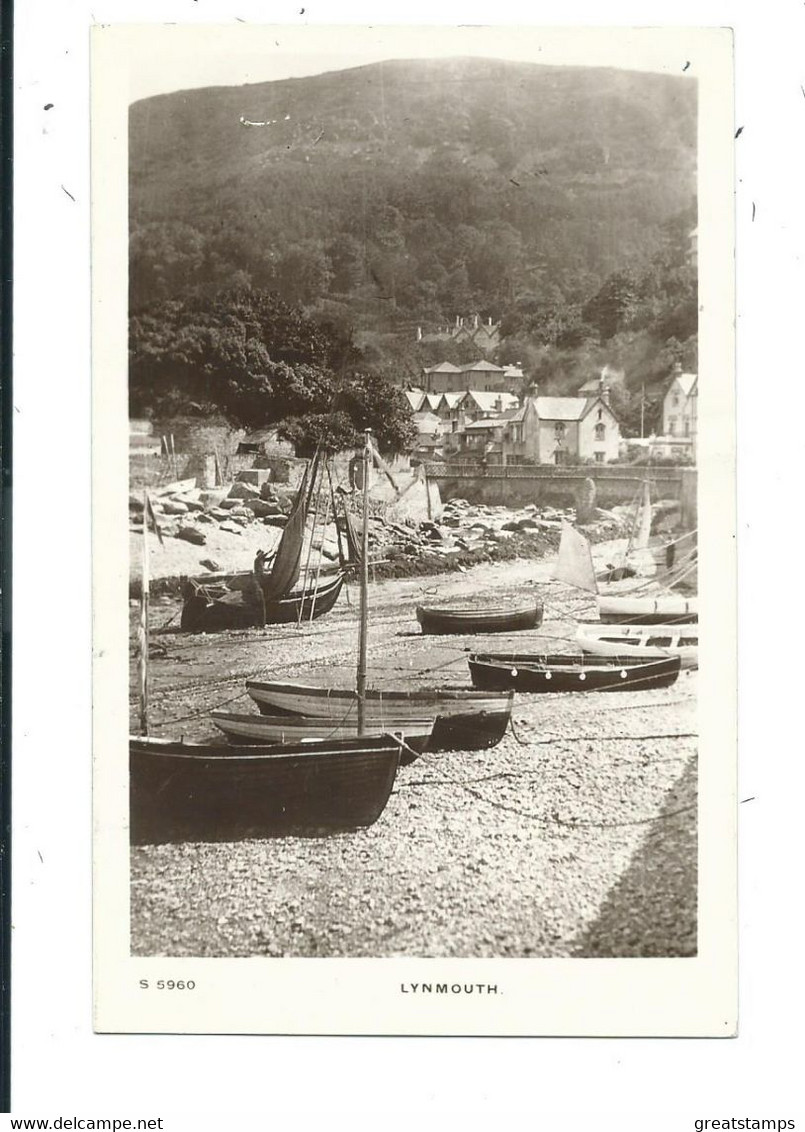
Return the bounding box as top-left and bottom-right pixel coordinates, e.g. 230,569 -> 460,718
130,542 -> 697,958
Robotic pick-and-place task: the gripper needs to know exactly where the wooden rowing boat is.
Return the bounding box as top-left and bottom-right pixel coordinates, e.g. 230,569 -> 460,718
596,594 -> 697,625
467,652 -> 681,692
244,680 -> 514,752
129,734 -> 401,844
180,569 -> 346,632
576,624 -> 699,668
415,601 -> 543,636
211,711 -> 434,764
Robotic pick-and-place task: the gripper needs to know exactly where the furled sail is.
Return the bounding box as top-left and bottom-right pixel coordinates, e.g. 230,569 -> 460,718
259,455 -> 318,603
553,521 -> 598,594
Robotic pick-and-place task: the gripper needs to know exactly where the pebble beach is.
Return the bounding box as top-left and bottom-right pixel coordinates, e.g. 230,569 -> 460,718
130,543 -> 697,959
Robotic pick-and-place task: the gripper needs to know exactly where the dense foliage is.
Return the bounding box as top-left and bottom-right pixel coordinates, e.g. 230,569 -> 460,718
129,288 -> 416,453
129,59 -> 698,437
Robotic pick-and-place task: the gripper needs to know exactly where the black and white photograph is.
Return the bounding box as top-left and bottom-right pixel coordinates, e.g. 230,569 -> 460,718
90,22 -> 736,1035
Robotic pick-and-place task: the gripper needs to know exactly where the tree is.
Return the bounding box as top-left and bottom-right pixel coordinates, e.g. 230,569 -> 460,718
129,287 -> 415,453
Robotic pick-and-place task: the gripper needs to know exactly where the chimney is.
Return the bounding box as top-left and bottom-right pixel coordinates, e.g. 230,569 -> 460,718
474,313 -> 479,329
599,376 -> 611,407
672,361 -> 683,374
416,326 -> 422,342
526,382 -> 539,402
488,317 -> 492,327
456,315 -> 461,328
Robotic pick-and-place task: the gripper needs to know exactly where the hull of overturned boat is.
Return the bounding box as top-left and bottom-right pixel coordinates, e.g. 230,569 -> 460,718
416,602 -> 543,636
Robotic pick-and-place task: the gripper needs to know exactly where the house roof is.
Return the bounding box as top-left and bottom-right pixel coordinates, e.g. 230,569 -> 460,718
423,361 -> 462,374
440,392 -> 465,409
412,411 -> 442,436
405,390 -> 426,412
459,360 -> 505,372
534,396 -> 592,421
464,418 -> 506,431
672,373 -> 697,397
424,393 -> 443,411
464,390 -> 519,413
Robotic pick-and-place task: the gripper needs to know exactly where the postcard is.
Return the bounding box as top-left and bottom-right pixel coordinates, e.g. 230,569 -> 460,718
92,23 -> 736,1036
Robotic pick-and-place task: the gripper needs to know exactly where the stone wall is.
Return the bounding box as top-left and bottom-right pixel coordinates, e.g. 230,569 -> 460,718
428,462 -> 696,521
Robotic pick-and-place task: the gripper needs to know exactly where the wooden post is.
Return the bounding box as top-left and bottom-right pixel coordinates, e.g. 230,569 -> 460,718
356,430 -> 372,734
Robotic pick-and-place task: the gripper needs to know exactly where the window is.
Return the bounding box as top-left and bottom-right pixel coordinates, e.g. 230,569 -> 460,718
684,421 -> 690,437
673,394 -> 680,406
597,408 -> 603,421
668,416 -> 677,436
554,422 -> 566,437
594,423 -> 606,440
594,452 -> 605,463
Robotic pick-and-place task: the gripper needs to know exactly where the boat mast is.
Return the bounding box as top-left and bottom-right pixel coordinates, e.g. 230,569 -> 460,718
356,429 -> 372,734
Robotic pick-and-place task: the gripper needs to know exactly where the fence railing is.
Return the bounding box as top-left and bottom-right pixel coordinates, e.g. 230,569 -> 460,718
427,463 -> 686,482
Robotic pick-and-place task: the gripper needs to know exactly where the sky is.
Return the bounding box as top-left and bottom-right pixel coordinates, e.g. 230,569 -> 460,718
117,24 -> 705,103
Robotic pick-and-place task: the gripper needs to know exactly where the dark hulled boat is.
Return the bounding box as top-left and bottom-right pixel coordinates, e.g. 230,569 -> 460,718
468,652 -> 681,693
129,734 -> 401,844
415,601 -> 543,636
180,569 -> 345,632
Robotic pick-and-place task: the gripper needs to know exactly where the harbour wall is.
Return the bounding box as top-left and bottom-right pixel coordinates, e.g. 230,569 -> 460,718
427,463 -> 697,525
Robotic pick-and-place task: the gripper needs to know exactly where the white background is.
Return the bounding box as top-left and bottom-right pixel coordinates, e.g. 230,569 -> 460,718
10,0 -> 805,1125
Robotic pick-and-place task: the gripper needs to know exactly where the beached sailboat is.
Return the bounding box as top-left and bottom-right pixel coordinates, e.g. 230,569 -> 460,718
229,432 -> 515,755
468,652 -> 681,693
180,454 -> 350,631
130,483 -> 402,844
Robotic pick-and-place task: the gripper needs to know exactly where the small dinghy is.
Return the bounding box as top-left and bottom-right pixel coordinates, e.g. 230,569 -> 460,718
576,624 -> 699,669
129,734 -> 402,844
244,680 -> 514,753
415,600 -> 543,636
211,711 -> 434,765
467,652 -> 681,693
597,594 -> 697,624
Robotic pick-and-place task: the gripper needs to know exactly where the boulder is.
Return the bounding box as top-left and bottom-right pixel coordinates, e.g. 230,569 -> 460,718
198,489 -> 229,508
129,493 -> 145,511
227,481 -> 261,500
260,481 -> 280,502
162,499 -> 189,516
195,512 -> 215,524
219,521 -> 243,535
236,468 -> 273,487
264,516 -> 288,528
177,526 -> 206,546
245,499 -> 282,517
228,506 -> 253,519
199,559 -> 221,572
174,495 -> 204,511
210,508 -> 230,520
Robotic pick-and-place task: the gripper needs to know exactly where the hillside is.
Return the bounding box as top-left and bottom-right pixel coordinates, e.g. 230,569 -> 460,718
129,57 -> 697,335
